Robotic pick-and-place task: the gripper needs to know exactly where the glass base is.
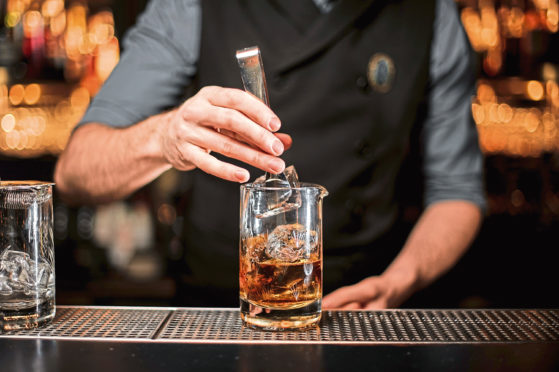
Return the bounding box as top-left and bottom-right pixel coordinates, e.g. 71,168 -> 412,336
240,297 -> 321,331
1,298 -> 55,331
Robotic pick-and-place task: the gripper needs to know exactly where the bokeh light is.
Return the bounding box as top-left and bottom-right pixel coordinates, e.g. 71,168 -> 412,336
23,84 -> 41,105
8,85 -> 25,106
527,81 -> 545,101
1,0 -> 119,157
1,114 -> 16,133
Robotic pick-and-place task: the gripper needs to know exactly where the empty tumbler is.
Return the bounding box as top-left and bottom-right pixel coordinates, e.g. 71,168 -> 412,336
0,181 -> 56,331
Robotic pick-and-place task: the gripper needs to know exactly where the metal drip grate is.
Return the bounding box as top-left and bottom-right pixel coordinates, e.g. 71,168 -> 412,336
1,306 -> 171,340
156,308 -> 559,344
1,307 -> 558,344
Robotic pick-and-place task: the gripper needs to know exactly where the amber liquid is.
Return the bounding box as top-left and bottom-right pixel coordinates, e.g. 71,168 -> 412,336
239,235 -> 322,330
240,257 -> 321,309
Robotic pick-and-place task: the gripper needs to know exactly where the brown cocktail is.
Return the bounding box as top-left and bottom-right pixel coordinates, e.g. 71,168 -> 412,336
239,184 -> 327,330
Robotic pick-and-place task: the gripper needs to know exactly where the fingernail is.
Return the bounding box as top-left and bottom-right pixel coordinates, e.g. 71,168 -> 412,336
235,170 -> 249,182
271,140 -> 284,155
269,159 -> 285,174
268,117 -> 281,131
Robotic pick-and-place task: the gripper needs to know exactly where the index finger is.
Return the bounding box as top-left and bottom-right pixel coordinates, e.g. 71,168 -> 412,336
219,130 -> 293,152
201,86 -> 281,132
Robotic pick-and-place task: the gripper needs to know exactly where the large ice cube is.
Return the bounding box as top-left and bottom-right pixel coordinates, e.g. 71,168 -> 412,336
0,249 -> 31,270
243,235 -> 267,263
0,250 -> 31,290
253,166 -> 301,218
265,224 -> 318,262
282,166 -> 300,188
0,249 -> 53,296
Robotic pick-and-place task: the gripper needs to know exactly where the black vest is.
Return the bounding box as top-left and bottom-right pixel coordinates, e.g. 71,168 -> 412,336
182,0 -> 435,288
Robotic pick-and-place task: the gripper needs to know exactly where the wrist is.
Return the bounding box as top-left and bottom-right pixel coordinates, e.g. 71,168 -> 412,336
381,265 -> 420,306
143,110 -> 174,165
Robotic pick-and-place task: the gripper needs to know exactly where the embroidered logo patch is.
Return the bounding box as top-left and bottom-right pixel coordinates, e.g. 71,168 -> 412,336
367,53 -> 395,93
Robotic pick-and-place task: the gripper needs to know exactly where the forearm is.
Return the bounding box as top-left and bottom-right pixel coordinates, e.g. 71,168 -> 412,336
382,200 -> 482,302
54,113 -> 172,205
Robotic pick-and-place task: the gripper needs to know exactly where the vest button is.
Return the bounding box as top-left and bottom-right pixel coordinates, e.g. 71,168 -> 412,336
354,139 -> 373,158
356,75 -> 370,93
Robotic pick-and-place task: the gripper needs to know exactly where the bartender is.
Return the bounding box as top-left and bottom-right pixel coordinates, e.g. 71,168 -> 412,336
54,0 -> 485,309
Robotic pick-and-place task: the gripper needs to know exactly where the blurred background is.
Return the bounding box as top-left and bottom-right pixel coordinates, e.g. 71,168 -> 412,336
1,0 -> 558,308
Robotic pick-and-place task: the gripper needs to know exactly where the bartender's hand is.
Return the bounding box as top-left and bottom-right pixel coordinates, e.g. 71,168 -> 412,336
322,271 -> 415,310
160,86 -> 292,183
323,201 -> 482,310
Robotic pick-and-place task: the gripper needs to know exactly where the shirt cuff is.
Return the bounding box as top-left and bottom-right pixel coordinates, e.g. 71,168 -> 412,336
424,173 -> 487,212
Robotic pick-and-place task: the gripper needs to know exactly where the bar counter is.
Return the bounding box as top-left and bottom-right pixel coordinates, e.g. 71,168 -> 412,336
1,306 -> 558,371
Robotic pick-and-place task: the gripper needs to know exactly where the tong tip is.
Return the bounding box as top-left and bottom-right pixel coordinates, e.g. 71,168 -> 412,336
236,46 -> 260,60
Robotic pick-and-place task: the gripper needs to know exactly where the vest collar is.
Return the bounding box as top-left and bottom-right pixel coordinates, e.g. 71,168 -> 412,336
268,0 -> 322,34
268,0 -> 380,74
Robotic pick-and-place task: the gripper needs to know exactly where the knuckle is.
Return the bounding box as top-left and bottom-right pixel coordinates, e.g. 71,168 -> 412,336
219,110 -> 237,129
175,125 -> 192,143
180,103 -> 198,120
177,145 -> 193,164
219,164 -> 232,178
199,85 -> 215,96
173,146 -> 195,171
222,89 -> 238,106
220,140 -> 235,156
250,151 -> 263,166
206,161 -> 227,180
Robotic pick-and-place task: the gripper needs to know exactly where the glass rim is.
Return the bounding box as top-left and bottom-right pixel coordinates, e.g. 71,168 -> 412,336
0,181 -> 55,190
241,182 -> 327,192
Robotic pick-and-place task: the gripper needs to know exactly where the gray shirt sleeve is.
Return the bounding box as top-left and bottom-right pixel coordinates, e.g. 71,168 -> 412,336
77,0 -> 201,128
422,0 -> 486,210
